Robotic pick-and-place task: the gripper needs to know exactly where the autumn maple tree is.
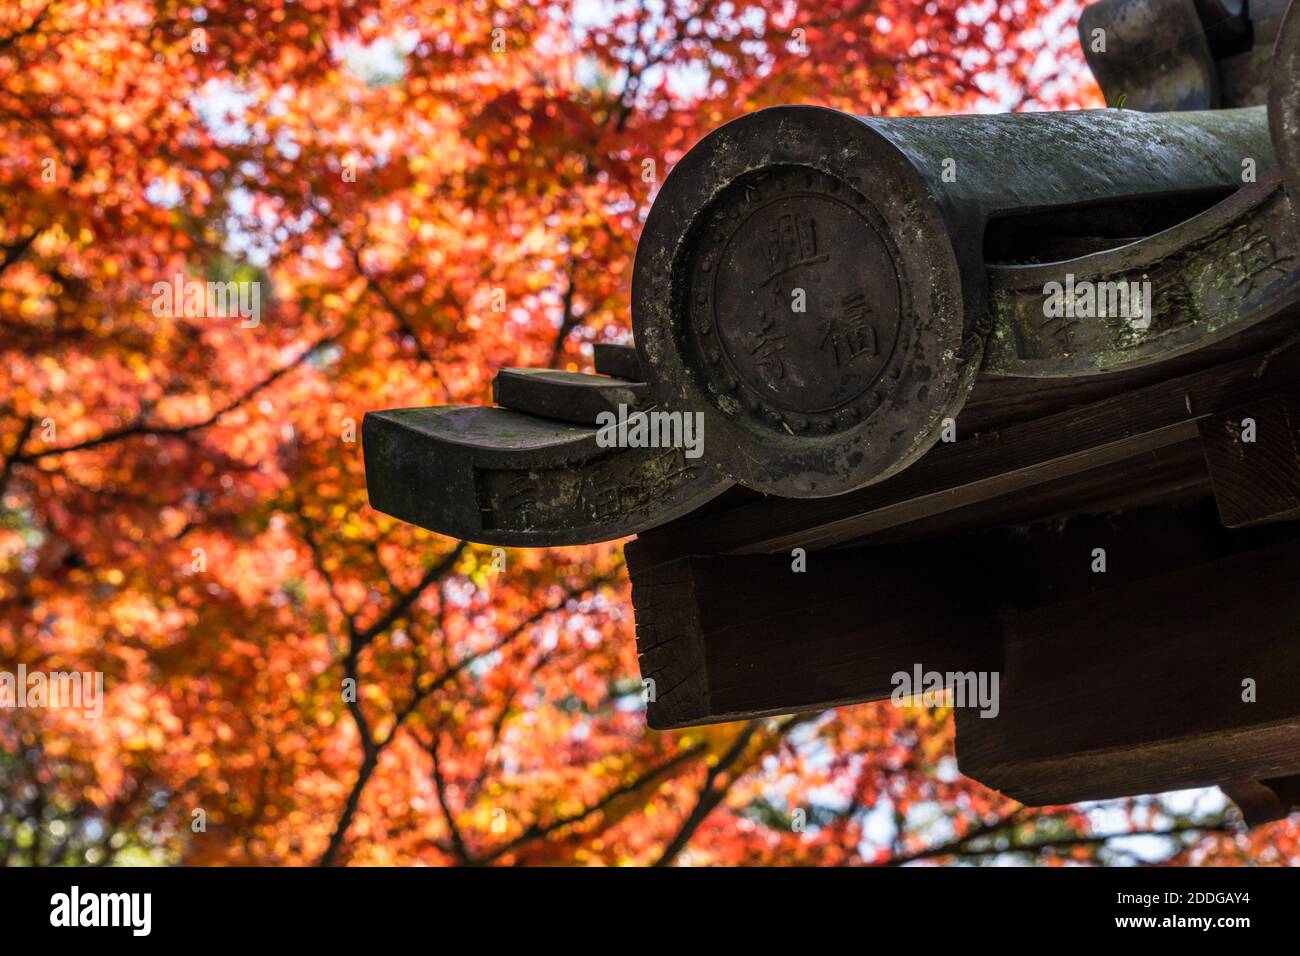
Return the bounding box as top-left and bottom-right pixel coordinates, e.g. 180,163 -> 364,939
1,0 -> 1294,866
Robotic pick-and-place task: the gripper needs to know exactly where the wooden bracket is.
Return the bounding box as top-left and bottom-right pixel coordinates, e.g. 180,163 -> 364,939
1221,774 -> 1300,826
956,535 -> 1300,805
630,495 -> 1300,805
625,539 -> 1000,730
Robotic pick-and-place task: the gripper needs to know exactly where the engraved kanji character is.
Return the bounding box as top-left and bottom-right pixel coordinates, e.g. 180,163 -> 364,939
748,310 -> 787,382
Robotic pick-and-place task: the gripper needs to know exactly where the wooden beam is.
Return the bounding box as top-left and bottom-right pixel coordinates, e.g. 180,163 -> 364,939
631,345 -> 1300,562
1199,393 -> 1300,527
628,500 -> 1271,730
854,437 -> 1210,547
626,539 -> 1000,730
955,535 -> 1300,805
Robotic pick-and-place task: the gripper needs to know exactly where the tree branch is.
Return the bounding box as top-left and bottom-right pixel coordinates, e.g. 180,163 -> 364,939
0,415 -> 34,499
0,3 -> 51,51
478,744 -> 706,865
547,267 -> 582,368
14,334 -> 336,463
317,570 -> 614,865
653,719 -> 763,866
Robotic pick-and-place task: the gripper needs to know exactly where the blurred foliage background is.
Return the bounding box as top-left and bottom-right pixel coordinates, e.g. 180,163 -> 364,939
1,0 -> 1294,866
